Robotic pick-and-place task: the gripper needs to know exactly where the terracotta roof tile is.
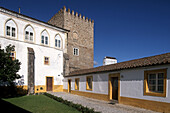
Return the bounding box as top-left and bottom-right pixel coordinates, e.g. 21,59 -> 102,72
68,53 -> 170,76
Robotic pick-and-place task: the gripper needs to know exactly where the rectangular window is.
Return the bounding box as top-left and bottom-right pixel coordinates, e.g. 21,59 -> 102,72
58,40 -> 61,48
75,78 -> 79,90
86,76 -> 93,90
10,51 -> 16,60
41,36 -> 44,44
44,57 -> 49,65
30,32 -> 33,41
6,26 -> 10,36
12,27 -> 15,37
25,31 -> 29,40
45,37 -> 48,45
55,39 -> 58,47
73,48 -> 79,56
144,69 -> 167,97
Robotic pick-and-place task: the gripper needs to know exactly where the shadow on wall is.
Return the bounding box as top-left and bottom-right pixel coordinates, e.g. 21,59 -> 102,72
0,98 -> 31,113
0,86 -> 28,98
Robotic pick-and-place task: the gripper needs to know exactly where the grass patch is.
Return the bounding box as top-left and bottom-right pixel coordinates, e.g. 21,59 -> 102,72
2,95 -> 80,113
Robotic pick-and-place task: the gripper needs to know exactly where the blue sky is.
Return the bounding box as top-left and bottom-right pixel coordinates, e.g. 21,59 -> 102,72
1,0 -> 170,67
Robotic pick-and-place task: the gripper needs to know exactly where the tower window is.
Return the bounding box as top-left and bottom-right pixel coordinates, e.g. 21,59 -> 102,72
73,48 -> 79,56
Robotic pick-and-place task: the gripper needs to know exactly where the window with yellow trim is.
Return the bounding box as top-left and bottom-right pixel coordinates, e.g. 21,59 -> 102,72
10,51 -> 16,60
75,78 -> 79,90
44,57 -> 49,65
144,69 -> 167,97
86,76 -> 93,90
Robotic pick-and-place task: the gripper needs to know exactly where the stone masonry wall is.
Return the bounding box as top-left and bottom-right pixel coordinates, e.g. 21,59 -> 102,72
48,6 -> 94,73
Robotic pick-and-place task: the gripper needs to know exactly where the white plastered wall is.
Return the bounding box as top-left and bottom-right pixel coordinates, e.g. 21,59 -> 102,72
0,12 -> 66,86
64,65 -> 170,103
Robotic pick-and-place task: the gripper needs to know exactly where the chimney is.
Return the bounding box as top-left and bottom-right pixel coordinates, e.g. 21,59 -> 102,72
103,56 -> 117,66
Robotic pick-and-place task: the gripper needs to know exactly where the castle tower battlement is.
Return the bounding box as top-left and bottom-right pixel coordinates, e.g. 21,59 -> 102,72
48,6 -> 94,75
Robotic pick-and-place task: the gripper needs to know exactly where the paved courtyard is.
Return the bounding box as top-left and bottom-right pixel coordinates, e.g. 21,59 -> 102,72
49,92 -> 159,113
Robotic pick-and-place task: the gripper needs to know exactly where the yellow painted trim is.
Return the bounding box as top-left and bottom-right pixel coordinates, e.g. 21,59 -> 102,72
44,56 -> 50,65
120,96 -> 170,113
108,73 -> 120,103
23,24 -> 36,43
86,76 -> 93,91
54,33 -> 63,49
68,79 -> 71,93
63,89 -> 68,93
16,85 -> 28,90
53,85 -> 63,92
4,18 -> 18,40
64,90 -> 109,101
46,76 -> 54,91
75,78 -> 79,90
40,29 -> 50,46
144,69 -> 167,97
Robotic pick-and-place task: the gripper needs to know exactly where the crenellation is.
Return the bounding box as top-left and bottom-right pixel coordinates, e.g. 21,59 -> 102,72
79,14 -> 82,18
83,16 -> 85,20
85,17 -> 88,22
63,6 -> 66,11
92,20 -> 94,23
68,8 -> 70,14
61,7 -> 93,24
71,10 -> 74,15
75,12 -> 78,17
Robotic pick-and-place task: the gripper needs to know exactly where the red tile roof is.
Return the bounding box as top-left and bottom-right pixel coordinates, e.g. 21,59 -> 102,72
68,53 -> 170,77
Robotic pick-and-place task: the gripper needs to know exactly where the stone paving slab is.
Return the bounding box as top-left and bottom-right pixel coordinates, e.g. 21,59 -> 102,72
49,92 -> 159,113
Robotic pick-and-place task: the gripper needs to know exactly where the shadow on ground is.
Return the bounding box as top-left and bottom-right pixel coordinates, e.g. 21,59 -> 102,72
0,98 -> 31,113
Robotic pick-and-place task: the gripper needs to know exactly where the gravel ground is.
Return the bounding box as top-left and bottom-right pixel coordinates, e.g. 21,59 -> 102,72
49,92 -> 159,113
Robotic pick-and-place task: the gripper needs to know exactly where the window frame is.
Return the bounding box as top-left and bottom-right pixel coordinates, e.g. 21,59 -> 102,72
44,56 -> 50,65
5,19 -> 17,38
55,35 -> 62,49
86,76 -> 93,91
6,26 -> 10,36
144,69 -> 167,97
75,78 -> 80,90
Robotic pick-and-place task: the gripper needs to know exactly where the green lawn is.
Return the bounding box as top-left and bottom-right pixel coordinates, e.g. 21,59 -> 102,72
2,95 -> 80,113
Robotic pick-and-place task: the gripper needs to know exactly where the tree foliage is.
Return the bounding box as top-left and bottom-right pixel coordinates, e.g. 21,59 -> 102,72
0,44 -> 21,86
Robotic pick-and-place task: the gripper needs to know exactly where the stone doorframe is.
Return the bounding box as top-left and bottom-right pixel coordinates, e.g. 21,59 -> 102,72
27,47 -> 35,94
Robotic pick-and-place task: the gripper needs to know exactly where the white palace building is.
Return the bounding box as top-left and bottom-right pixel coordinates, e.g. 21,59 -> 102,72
0,7 -> 170,112
0,7 -> 69,93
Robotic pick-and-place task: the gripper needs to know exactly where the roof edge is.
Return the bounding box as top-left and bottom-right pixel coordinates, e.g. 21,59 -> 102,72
0,7 -> 70,32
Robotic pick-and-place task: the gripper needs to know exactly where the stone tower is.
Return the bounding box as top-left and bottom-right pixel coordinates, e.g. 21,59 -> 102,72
48,6 -> 94,75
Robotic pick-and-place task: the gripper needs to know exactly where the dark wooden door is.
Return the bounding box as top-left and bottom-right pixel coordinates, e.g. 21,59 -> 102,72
111,77 -> 118,100
47,77 -> 52,91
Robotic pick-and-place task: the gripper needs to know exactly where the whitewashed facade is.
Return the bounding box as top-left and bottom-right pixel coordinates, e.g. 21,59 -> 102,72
63,57 -> 170,112
0,7 -> 68,93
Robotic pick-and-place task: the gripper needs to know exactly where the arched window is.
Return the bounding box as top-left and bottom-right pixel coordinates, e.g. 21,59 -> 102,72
41,30 -> 49,45
5,19 -> 17,38
55,35 -> 62,48
25,25 -> 34,42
